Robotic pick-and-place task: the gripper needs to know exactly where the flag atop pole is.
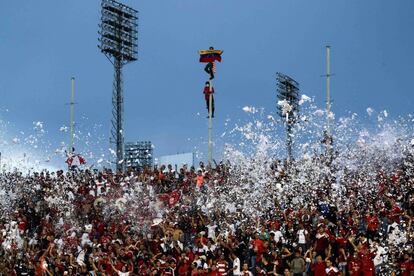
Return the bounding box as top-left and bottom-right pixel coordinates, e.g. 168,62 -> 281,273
200,47 -> 223,80
199,49 -> 223,63
70,77 -> 75,154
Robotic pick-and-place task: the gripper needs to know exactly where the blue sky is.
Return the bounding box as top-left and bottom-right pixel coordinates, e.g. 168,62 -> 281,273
1,0 -> 414,165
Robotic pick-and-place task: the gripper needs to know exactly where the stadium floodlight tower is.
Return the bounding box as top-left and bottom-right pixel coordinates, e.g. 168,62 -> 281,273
98,0 -> 138,172
276,72 -> 300,162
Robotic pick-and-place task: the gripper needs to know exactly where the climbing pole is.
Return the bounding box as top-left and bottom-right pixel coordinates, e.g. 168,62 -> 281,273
198,47 -> 223,165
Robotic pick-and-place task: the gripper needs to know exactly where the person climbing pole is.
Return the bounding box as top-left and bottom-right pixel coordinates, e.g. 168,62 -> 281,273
199,47 -> 222,119
204,47 -> 216,80
203,81 -> 214,118
199,47 -> 223,80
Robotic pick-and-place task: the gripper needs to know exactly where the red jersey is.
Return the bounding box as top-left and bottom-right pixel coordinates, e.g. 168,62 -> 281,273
335,237 -> 347,248
216,260 -> 228,275
389,205 -> 403,223
178,261 -> 191,275
203,86 -> 214,100
251,239 -> 264,255
348,258 -> 361,275
325,267 -> 340,276
366,215 -> 379,231
18,220 -> 27,232
315,233 -> 329,253
400,260 -> 414,276
98,258 -> 113,275
311,262 -> 326,276
359,250 -> 375,276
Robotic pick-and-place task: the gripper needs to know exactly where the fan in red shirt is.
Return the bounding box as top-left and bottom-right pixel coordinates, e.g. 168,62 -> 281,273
98,253 -> 113,275
335,228 -> 347,249
17,216 -> 27,232
365,212 -> 379,240
325,259 -> 340,276
216,253 -> 229,276
311,255 -> 326,276
203,81 -> 215,118
349,236 -> 376,276
348,253 -> 362,276
251,232 -> 265,262
314,226 -> 329,258
400,252 -> 414,276
177,252 -> 192,276
389,203 -> 404,224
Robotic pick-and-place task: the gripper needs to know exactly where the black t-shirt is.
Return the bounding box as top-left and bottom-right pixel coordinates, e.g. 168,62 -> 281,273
15,264 -> 35,276
265,262 -> 274,273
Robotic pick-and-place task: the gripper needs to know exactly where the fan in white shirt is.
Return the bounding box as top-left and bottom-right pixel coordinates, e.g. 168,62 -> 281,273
231,252 -> 241,276
207,222 -> 217,240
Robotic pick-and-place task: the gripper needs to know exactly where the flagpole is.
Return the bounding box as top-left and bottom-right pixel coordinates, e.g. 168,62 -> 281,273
70,77 -> 75,154
325,45 -> 334,161
326,46 -> 331,137
199,48 -> 222,166
208,81 -> 213,165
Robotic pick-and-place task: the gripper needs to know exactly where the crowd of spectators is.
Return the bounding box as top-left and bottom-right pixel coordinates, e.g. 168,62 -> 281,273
0,157 -> 413,276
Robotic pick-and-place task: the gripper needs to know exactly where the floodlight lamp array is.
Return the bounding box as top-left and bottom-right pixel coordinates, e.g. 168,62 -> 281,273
99,0 -> 138,62
276,72 -> 300,120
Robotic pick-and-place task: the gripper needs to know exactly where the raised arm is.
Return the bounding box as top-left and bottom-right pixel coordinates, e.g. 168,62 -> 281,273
325,244 -> 332,261
110,260 -> 120,274
90,257 -> 98,273
347,236 -> 358,251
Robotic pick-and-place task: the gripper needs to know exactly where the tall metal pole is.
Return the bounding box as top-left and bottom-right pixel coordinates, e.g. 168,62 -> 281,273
208,82 -> 213,165
113,56 -> 124,172
113,11 -> 124,172
287,123 -> 292,161
286,84 -> 293,162
326,46 -> 331,137
70,77 -> 75,153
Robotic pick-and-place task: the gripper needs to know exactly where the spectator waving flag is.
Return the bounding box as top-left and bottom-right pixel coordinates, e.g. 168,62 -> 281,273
66,153 -> 86,167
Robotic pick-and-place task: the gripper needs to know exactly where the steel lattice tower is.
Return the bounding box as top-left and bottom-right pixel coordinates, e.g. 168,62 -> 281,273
99,0 -> 138,171
276,72 -> 300,162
